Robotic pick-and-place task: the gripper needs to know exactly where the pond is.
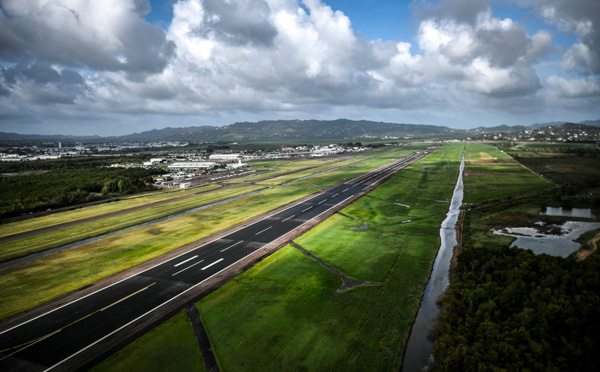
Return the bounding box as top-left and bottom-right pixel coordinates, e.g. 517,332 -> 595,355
540,207 -> 596,219
492,221 -> 600,258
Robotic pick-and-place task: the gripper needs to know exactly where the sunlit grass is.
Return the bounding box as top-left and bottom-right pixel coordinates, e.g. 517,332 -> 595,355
0,184 -> 222,238
194,143 -> 464,371
0,186 -> 262,263
0,187 -> 318,320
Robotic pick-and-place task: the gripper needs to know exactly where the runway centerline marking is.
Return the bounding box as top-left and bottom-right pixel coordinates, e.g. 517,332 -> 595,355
255,226 -> 272,235
332,193 -> 339,198
343,188 -> 349,192
281,215 -> 295,222
101,283 -> 157,311
301,206 -> 313,212
174,255 -> 199,267
318,199 -> 327,204
0,282 -> 157,354
172,260 -> 205,276
220,240 -> 243,252
201,258 -> 224,271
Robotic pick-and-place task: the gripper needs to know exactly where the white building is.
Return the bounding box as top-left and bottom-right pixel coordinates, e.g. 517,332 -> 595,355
180,182 -> 192,188
209,154 -> 242,161
168,162 -> 217,171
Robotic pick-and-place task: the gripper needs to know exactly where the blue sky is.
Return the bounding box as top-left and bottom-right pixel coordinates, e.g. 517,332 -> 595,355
0,0 -> 599,135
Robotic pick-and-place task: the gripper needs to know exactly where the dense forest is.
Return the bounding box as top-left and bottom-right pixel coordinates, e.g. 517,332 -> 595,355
0,156 -> 157,218
431,221 -> 600,371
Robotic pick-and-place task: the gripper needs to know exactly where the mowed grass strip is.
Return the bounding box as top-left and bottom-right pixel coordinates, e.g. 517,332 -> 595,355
0,184 -> 222,239
257,159 -> 359,185
0,186 -> 263,263
90,311 -> 206,372
224,158 -> 341,184
194,144 -> 464,371
290,156 -> 404,187
0,187 -> 318,320
463,143 -> 553,203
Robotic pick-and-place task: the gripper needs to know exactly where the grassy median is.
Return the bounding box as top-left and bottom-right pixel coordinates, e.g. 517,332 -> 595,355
195,143 -> 464,371
0,185 -> 222,239
0,187 -> 318,320
0,186 -> 262,263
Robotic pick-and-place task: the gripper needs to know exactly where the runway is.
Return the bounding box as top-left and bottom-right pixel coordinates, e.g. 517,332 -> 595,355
0,147 -> 436,371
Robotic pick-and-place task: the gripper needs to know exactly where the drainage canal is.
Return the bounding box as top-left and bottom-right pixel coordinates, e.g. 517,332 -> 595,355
402,151 -> 465,371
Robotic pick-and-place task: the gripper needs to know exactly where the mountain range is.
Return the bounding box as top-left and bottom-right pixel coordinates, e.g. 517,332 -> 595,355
1,119 -> 599,144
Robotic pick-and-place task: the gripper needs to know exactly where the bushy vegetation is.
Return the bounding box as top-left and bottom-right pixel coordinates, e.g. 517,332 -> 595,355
432,236 -> 600,371
431,143 -> 600,371
0,157 -> 156,218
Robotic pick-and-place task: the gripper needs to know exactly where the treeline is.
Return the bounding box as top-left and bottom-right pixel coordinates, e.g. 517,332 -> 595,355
431,223 -> 600,371
0,159 -> 156,218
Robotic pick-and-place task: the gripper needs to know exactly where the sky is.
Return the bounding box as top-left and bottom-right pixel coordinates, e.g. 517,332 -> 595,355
0,0 -> 599,136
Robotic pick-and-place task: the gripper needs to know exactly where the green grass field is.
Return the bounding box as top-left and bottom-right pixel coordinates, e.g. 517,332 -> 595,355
194,143 -> 465,371
90,311 -> 206,372
0,187 -> 318,320
0,186 -> 263,263
462,143 -> 553,203
0,184 -> 222,239
224,158 -> 341,184
256,159 -> 359,185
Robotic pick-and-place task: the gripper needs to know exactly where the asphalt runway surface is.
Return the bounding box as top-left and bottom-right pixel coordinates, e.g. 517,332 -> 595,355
0,148 -> 436,371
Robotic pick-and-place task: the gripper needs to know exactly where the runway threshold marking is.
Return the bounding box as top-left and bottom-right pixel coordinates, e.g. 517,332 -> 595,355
281,215 -> 295,222
201,258 -> 224,271
0,282 -> 157,354
172,260 -> 205,276
255,226 -> 272,235
221,240 -> 243,252
174,255 -> 199,267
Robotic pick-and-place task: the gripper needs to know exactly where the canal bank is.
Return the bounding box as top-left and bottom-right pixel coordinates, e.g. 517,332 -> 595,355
402,151 -> 465,371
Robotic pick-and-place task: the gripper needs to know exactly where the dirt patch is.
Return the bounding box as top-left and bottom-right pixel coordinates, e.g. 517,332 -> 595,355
577,232 -> 600,261
478,152 -> 494,160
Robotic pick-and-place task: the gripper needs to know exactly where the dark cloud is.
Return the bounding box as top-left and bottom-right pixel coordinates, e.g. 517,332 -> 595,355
1,61 -> 87,104
194,0 -> 278,47
0,1 -> 175,77
411,0 -> 491,25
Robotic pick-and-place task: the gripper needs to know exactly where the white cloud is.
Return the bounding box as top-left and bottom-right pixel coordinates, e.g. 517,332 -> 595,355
0,0 -> 597,135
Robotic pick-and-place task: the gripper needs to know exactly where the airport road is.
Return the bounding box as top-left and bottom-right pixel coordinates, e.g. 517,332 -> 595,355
0,147 -> 437,371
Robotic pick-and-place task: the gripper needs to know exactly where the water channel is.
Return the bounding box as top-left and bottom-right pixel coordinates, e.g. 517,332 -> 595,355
402,151 -> 465,372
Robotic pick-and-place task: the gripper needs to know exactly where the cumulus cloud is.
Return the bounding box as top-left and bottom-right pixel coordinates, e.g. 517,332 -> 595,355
0,0 -> 597,135
0,0 -> 174,76
522,0 -> 600,73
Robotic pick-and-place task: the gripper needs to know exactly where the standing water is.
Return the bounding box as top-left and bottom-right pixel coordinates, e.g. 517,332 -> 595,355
402,152 -> 465,371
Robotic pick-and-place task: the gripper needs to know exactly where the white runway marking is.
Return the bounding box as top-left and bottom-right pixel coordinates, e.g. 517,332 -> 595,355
172,260 -> 204,276
281,215 -> 295,222
343,188 -> 349,192
174,255 -> 199,267
318,199 -> 327,204
201,258 -> 224,271
332,193 -> 339,198
220,241 -> 243,252
255,226 -> 273,235
302,206 -> 313,212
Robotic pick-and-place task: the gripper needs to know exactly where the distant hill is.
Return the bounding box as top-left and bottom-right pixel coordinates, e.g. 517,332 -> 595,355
0,118 -> 598,144
0,119 -> 458,144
